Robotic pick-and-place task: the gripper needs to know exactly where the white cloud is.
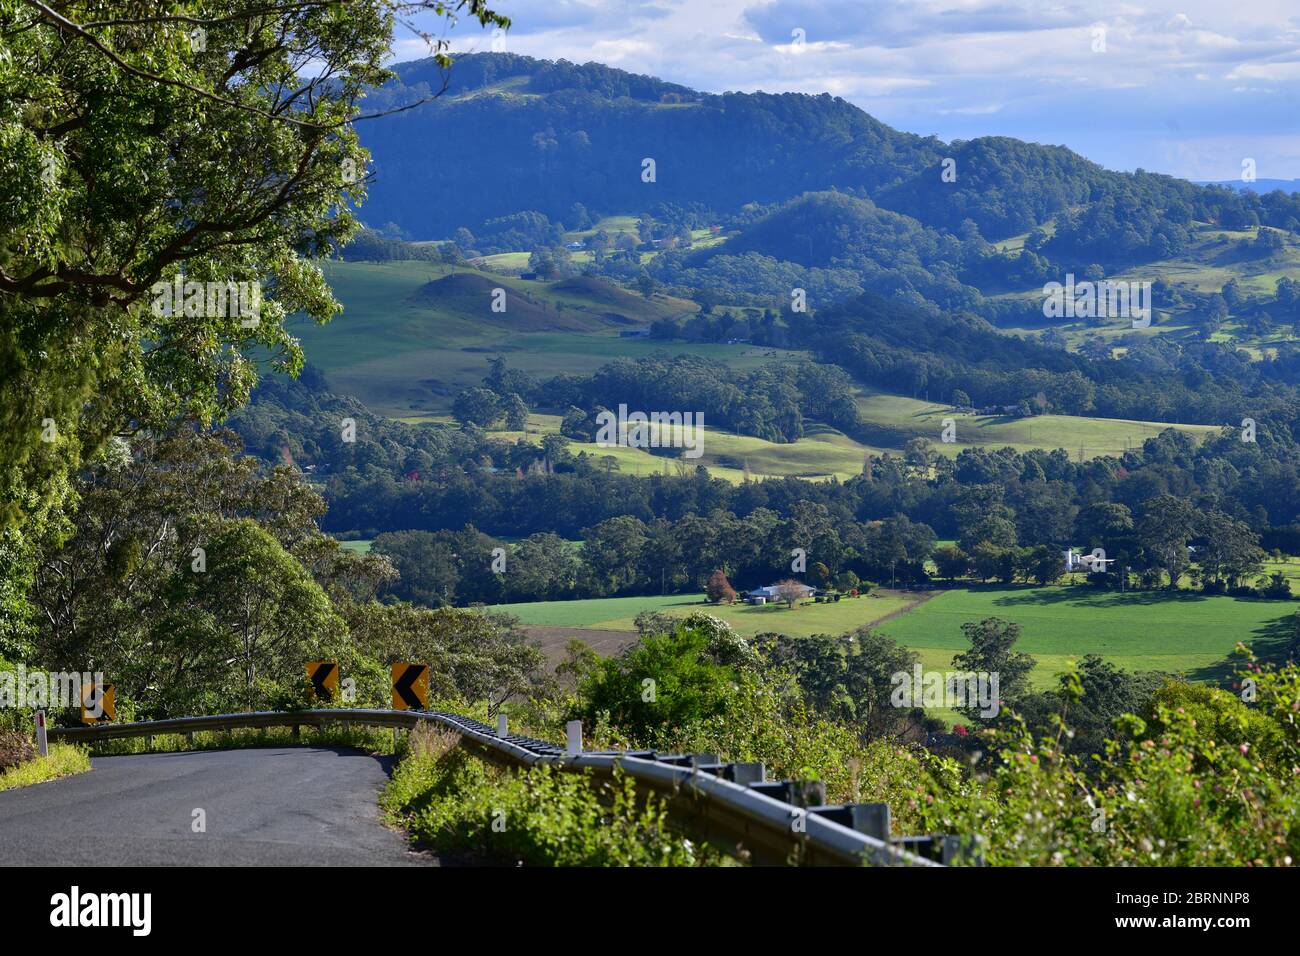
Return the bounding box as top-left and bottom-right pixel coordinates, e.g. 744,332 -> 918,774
1227,60 -> 1300,81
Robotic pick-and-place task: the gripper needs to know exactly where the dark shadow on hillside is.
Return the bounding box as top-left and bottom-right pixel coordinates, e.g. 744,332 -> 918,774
1185,614 -> 1296,686
985,586 -> 1216,609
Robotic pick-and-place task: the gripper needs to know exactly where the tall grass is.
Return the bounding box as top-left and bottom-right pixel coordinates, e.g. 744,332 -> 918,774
88,724 -> 400,757
0,744 -> 90,791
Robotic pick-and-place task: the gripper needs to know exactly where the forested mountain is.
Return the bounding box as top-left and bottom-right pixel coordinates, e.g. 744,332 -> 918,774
681,191 -> 982,311
352,53 -> 1300,330
355,53 -> 1297,250
355,54 -> 941,235
876,137 -> 1107,240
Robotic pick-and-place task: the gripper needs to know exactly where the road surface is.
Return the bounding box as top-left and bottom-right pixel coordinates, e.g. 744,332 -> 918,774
0,747 -> 432,866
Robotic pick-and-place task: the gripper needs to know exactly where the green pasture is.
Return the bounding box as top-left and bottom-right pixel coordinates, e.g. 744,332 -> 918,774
877,586 -> 1294,689
486,589 -> 918,639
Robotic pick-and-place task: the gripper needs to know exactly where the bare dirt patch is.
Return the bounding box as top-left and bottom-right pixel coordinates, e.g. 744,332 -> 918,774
524,626 -> 640,669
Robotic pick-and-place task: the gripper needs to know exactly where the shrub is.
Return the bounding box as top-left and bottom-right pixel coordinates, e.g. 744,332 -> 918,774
575,624 -> 737,743
383,734 -> 707,866
0,730 -> 35,771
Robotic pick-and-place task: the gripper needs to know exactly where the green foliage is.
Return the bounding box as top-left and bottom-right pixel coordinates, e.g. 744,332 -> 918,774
0,530 -> 35,660
650,663 -> 938,824
346,602 -> 543,713
168,517 -> 345,711
26,430 -> 358,715
1017,655 -> 1167,758
575,625 -> 737,743
951,617 -> 1036,717
539,353 -> 860,444
919,680 -> 1300,866
21,427 -> 540,718
756,628 -> 922,735
383,727 -> 704,866
452,387 -> 502,428
0,0 -> 403,531
552,601 -> 1300,865
1147,674 -> 1286,771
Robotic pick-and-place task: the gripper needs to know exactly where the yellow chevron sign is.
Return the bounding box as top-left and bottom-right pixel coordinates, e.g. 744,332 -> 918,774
80,683 -> 115,724
306,661 -> 339,701
390,663 -> 428,711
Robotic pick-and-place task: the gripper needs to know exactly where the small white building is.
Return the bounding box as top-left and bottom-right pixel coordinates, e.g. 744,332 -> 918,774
1064,549 -> 1116,572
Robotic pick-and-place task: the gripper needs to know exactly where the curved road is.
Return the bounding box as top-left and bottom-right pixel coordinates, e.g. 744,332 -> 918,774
0,747 -> 433,866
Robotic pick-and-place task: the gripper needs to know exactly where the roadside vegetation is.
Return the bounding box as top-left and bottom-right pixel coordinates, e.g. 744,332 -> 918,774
382,723 -> 715,866
0,739 -> 89,792
377,610 -> 1300,867
512,616 -> 1300,866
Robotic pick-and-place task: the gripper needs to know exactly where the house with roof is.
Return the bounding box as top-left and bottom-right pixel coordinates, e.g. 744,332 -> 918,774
745,582 -> 816,605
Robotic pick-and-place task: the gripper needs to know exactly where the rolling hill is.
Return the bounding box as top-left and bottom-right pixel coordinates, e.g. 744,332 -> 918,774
345,53 -> 1299,344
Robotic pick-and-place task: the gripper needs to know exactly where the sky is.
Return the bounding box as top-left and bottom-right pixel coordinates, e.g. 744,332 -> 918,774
395,0 -> 1300,182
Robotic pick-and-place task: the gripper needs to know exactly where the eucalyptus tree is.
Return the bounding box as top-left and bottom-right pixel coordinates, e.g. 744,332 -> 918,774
0,0 -> 507,533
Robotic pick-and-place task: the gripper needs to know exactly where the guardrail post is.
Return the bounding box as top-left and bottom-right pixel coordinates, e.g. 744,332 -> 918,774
565,720 -> 582,756
35,711 -> 48,758
497,713 -> 508,737
860,803 -> 891,841
809,802 -> 891,840
291,724 -> 300,741
185,732 -> 194,745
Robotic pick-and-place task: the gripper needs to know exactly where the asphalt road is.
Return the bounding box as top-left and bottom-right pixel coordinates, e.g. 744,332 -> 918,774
0,747 -> 433,866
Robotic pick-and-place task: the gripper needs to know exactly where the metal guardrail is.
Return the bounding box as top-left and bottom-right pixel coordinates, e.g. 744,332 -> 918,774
49,708 -> 959,867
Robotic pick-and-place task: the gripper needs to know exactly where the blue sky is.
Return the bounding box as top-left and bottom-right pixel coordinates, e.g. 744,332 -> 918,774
397,0 -> 1300,182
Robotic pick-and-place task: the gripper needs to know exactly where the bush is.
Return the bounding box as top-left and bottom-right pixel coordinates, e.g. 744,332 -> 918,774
575,625 -> 737,743
0,730 -> 35,771
1260,572 -> 1293,600
704,569 -> 737,604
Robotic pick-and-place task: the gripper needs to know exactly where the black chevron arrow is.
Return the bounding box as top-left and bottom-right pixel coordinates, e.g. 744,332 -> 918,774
393,665 -> 427,709
310,662 -> 336,700
83,684 -> 113,721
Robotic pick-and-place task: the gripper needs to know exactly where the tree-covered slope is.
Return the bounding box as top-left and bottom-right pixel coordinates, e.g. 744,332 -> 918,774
355,54 -> 943,235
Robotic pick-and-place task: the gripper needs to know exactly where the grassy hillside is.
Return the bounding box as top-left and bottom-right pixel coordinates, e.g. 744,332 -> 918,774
998,223 -> 1300,353
877,586 -> 1293,689
288,259 -> 783,416
488,583 -> 1293,701
854,390 -> 1220,458
300,260 -> 1220,468
407,404 -> 1215,484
